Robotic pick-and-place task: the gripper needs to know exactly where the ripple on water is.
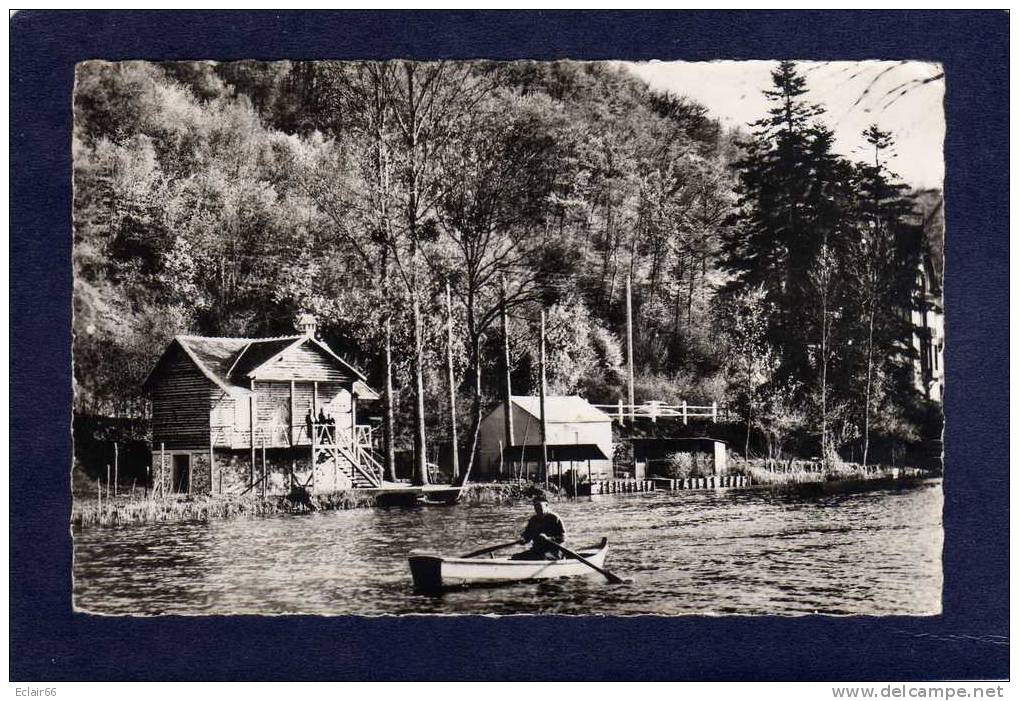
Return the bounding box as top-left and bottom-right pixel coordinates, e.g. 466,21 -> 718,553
73,480 -> 943,616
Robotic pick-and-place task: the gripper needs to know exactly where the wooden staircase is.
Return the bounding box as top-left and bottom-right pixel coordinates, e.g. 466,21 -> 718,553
312,424 -> 383,489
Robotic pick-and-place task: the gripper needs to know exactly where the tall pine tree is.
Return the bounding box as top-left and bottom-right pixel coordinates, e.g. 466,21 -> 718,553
724,61 -> 841,391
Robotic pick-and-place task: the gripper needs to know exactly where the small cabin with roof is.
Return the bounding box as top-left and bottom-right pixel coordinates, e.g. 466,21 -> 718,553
630,437 -> 729,480
477,396 -> 614,481
142,315 -> 382,495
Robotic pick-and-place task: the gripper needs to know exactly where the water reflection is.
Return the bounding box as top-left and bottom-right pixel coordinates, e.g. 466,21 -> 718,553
73,480 -> 943,616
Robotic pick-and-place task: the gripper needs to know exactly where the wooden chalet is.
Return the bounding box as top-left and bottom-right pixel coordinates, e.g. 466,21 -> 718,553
477,396 -> 614,481
142,315 -> 383,495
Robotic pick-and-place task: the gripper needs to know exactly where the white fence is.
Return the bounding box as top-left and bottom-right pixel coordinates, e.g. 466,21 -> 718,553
591,400 -> 729,424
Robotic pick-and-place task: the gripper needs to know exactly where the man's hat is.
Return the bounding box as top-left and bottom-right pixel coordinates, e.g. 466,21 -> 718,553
532,494 -> 549,504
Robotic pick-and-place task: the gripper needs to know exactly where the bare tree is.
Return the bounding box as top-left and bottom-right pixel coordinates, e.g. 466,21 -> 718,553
428,92 -> 560,474
809,240 -> 839,466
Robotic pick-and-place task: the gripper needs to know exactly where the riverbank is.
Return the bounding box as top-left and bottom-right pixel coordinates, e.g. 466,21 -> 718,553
72,466 -> 933,529
72,490 -> 377,528
729,458 -> 932,487
71,482 -> 554,529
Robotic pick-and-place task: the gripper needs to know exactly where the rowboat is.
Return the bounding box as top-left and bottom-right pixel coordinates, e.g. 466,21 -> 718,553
408,538 -> 610,591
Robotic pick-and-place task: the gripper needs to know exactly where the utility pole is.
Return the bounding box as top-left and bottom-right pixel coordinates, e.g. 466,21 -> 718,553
383,314 -> 397,482
501,276 -> 514,475
445,281 -> 460,481
539,309 -> 549,489
626,273 -> 635,422
412,296 -> 429,486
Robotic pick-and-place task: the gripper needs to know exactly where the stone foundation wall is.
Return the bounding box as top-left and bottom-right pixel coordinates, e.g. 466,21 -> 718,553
150,449 -> 212,495
191,453 -> 213,494
151,451 -> 172,494
152,447 -> 356,496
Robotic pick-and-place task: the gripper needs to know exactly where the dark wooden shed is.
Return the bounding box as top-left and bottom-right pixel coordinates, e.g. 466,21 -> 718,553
630,437 -> 728,478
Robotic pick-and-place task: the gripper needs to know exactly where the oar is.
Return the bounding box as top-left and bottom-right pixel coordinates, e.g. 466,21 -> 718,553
537,535 -> 625,584
460,540 -> 522,559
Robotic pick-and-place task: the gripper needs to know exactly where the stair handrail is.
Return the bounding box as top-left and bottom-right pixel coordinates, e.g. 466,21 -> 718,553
318,422 -> 382,488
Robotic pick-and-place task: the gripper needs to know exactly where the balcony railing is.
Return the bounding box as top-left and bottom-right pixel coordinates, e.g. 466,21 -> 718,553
210,422 -> 375,450
590,401 -> 730,424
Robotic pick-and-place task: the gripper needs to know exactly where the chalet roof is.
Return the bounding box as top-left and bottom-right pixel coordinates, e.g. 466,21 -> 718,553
179,336 -> 255,387
508,396 -> 611,424
501,443 -> 610,463
352,380 -> 378,399
630,437 -> 727,461
228,337 -> 302,378
143,334 -> 378,399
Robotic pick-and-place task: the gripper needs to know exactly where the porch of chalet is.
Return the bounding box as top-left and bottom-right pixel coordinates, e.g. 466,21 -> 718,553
208,377 -> 385,490
211,419 -> 384,490
145,326 -> 392,494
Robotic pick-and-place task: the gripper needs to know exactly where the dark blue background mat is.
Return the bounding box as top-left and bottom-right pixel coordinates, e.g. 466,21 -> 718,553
9,10 -> 1009,681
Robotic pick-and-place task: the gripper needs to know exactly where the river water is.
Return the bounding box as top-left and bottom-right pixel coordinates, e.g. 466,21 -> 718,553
73,479 -> 942,616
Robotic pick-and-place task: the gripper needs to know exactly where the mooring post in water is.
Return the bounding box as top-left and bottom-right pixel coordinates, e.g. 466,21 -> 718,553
160,442 -> 165,497
310,404 -> 317,492
538,309 -> 549,489
289,379 -> 296,447
261,437 -> 267,497
350,392 -> 358,448
209,442 -> 218,495
249,394 -> 256,490
444,281 -> 460,481
500,276 -> 514,477
113,443 -> 119,497
106,464 -> 111,501
625,274 -> 635,423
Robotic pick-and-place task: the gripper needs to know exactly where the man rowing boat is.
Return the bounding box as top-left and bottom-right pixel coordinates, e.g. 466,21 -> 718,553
511,495 -> 566,561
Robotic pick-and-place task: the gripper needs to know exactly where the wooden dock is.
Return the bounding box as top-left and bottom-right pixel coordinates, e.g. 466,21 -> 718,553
652,475 -> 750,490
370,483 -> 462,506
580,479 -> 656,495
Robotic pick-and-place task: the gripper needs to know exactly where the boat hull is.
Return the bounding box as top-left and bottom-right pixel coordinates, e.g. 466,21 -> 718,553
409,539 -> 609,591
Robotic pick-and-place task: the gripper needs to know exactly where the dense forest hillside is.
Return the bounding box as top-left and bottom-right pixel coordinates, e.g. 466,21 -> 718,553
72,60 -> 942,470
